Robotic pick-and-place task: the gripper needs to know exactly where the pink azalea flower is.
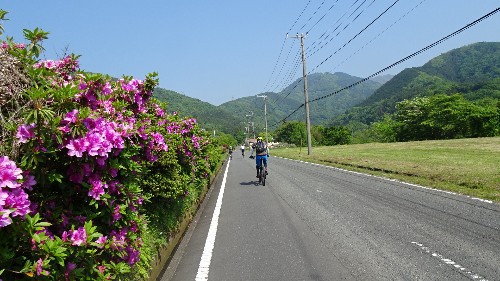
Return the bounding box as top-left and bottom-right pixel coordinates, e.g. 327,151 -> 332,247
0,190 -> 8,206
21,173 -> 36,191
62,231 -> 69,242
64,109 -> 79,124
154,104 -> 165,117
101,100 -> 115,114
109,168 -> 118,178
96,235 -> 107,248
0,209 -> 13,227
121,83 -> 134,92
15,123 -> 36,143
97,265 -> 106,274
0,156 -> 23,189
66,138 -> 89,157
78,83 -> 87,90
88,181 -> 105,200
126,247 -> 140,265
85,133 -> 103,156
70,227 -> 87,246
58,125 -> 70,133
112,205 -> 122,222
67,262 -> 76,271
102,82 -> 113,95
5,189 -> 31,217
35,258 -> 49,276
110,234 -> 125,251
36,258 -> 44,275
83,118 -> 96,130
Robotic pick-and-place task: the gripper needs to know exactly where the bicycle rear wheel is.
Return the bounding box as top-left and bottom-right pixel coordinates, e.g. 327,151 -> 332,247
258,166 -> 263,185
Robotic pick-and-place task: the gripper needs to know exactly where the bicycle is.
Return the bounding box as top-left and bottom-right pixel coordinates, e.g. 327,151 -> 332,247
257,157 -> 266,186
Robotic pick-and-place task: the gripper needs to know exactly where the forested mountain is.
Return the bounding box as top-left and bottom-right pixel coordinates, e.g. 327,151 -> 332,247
219,72 -> 383,131
152,42 -> 499,139
370,74 -> 394,84
153,72 -> 384,136
153,88 -> 246,136
329,42 -> 500,126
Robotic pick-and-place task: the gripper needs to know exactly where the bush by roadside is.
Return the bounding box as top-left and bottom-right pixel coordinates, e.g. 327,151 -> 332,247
0,14 -> 222,280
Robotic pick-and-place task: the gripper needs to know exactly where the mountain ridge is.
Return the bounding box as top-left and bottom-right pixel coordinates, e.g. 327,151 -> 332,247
152,42 -> 499,138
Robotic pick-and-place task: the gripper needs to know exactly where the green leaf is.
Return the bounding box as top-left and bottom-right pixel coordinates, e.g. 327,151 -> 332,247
33,233 -> 41,243
48,172 -> 64,183
35,221 -> 52,227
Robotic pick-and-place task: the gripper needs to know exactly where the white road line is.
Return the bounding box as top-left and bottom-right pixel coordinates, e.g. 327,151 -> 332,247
275,156 -> 493,204
411,242 -> 489,281
195,159 -> 230,281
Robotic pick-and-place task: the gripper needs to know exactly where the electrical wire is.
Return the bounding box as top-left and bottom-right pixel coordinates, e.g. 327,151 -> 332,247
307,0 -> 389,60
267,0 -> 366,104
306,0 -> 341,34
270,7 -> 500,127
268,0 -> 382,113
298,1 -> 326,31
332,0 -> 427,72
263,1 -> 312,92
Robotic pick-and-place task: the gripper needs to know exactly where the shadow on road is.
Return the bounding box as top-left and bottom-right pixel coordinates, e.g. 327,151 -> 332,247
239,181 -> 261,187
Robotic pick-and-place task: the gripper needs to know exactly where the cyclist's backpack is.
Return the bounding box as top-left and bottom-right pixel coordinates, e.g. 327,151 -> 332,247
255,141 -> 266,154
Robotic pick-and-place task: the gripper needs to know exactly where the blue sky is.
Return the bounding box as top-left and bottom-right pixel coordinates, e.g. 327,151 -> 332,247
2,1 -> 499,105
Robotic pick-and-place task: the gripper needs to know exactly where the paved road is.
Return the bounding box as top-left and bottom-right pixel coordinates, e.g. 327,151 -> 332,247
160,155 -> 500,281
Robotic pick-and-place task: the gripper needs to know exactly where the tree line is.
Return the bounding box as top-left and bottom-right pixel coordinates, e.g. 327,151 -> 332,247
272,93 -> 499,146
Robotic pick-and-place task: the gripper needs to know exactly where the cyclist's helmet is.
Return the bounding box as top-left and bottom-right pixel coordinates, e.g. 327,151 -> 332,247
257,137 -> 263,141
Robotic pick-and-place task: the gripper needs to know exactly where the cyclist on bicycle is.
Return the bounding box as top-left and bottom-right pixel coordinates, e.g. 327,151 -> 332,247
228,146 -> 233,160
252,137 -> 268,178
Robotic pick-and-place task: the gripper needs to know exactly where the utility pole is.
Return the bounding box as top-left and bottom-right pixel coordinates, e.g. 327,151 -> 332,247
245,111 -> 254,142
257,95 -> 268,144
290,33 -> 312,155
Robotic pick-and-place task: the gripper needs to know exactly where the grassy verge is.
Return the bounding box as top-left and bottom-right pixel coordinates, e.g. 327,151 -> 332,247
271,137 -> 500,202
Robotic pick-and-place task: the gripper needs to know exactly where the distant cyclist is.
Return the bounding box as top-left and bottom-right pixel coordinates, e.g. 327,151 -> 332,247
240,144 -> 245,158
252,137 -> 268,178
228,146 -> 233,160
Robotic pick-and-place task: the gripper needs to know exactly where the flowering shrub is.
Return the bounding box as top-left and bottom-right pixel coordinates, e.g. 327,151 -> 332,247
0,156 -> 34,227
0,28 -> 221,280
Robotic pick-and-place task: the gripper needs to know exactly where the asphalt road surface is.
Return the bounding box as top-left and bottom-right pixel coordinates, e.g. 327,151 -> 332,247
159,154 -> 500,281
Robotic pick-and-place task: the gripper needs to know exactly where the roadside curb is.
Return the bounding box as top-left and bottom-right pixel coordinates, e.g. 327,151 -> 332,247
148,158 -> 228,281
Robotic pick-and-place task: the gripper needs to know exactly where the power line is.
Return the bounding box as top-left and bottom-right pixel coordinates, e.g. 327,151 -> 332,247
306,0 -> 341,34
263,37 -> 287,91
269,0 -> 423,111
305,0 -> 367,56
267,0 -> 370,106
331,0 -> 428,73
298,1 -> 326,31
266,40 -> 297,93
307,0 -> 391,60
306,0 -> 399,75
263,1 -> 313,92
268,0 -> 385,111
287,0 -> 313,34
270,7 -> 500,127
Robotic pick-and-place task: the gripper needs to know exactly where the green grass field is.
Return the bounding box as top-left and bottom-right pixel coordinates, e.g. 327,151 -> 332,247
271,137 -> 500,202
